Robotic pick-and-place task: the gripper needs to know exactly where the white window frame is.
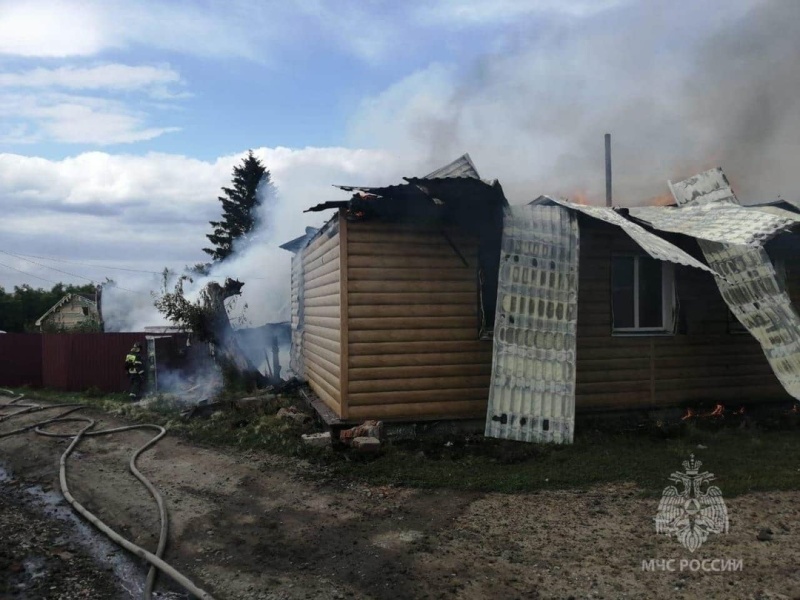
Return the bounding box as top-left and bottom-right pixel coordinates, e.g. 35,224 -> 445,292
612,255 -> 676,335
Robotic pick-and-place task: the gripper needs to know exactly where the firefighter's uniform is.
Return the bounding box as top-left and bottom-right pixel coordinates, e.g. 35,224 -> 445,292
125,343 -> 145,399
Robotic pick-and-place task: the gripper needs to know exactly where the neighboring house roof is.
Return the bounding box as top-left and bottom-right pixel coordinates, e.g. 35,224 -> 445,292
278,227 -> 320,254
35,293 -> 97,327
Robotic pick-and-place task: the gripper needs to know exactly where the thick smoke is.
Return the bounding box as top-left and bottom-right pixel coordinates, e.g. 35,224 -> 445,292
101,277 -> 166,332
101,0 -> 799,336
350,0 -> 796,205
100,147 -> 408,333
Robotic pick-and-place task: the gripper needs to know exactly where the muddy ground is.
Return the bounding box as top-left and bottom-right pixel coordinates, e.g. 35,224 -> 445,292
1,400 -> 798,600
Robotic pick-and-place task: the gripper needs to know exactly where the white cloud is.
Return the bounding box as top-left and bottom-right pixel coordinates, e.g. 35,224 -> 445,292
0,146 -> 415,327
0,64 -> 182,92
0,1 -> 107,57
1,0 -> 617,65
415,0 -> 629,25
0,0 -> 259,59
0,93 -> 179,145
0,62 -> 186,145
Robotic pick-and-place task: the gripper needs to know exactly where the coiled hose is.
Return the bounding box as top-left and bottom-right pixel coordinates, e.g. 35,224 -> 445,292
0,389 -> 216,600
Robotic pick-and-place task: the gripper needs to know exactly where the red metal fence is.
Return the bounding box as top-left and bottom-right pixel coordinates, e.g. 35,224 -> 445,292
43,333 -> 149,392
0,333 -> 151,393
0,333 -> 43,388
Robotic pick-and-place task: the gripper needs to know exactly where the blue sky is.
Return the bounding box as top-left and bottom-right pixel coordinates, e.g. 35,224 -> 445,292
0,0 -> 796,326
0,0 -> 560,158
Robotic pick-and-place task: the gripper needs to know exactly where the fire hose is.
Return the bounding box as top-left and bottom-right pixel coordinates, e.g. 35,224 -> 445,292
0,389 -> 216,600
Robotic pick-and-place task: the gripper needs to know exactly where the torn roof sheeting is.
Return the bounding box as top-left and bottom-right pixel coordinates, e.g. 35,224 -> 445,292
668,167 -> 737,206
310,154 -> 508,221
331,153 -> 480,196
627,203 -> 800,247
534,196 -> 718,275
670,168 -> 800,401
421,153 -> 480,179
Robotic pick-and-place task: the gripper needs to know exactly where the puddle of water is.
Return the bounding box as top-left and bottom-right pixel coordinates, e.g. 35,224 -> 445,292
0,461 -> 173,599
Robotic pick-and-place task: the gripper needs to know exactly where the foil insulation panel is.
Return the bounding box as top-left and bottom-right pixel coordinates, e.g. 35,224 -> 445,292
671,168 -> 800,400
628,203 -> 800,247
699,240 -> 800,399
485,205 -> 579,443
542,197 -> 718,275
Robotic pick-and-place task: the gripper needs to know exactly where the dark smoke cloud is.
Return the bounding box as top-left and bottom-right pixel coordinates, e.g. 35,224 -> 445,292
686,0 -> 800,201
351,0 -> 792,205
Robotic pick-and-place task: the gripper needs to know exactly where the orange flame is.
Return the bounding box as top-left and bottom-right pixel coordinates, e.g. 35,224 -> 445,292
706,403 -> 725,418
681,408 -> 696,421
567,191 -> 591,206
643,193 -> 675,207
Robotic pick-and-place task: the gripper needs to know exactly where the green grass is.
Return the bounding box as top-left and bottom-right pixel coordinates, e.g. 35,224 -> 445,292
336,427 -> 800,496
6,387 -> 800,497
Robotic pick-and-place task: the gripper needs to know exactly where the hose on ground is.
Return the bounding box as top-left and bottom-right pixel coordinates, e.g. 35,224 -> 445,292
0,389 -> 216,600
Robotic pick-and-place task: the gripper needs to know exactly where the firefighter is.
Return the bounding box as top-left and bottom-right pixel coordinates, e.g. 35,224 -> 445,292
125,343 -> 145,400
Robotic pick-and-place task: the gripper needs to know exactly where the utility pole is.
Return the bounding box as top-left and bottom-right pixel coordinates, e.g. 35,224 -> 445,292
605,133 -> 612,207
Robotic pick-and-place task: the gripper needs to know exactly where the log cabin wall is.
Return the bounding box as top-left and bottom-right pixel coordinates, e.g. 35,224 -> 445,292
343,218 -> 493,421
300,215 -> 343,416
577,218 -> 790,410
296,211 -> 795,422
289,251 -> 305,378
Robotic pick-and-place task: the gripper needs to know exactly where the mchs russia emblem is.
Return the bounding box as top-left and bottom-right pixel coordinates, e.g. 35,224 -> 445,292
655,455 -> 729,552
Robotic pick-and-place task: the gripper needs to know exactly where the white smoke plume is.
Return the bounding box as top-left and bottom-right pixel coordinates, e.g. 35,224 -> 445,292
100,146 -> 410,333
101,0 -> 800,335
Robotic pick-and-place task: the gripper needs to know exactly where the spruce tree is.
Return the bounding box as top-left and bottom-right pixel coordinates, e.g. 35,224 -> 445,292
203,150 -> 273,262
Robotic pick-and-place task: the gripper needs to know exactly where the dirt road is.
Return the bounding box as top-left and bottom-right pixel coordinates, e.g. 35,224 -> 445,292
1,401 -> 798,600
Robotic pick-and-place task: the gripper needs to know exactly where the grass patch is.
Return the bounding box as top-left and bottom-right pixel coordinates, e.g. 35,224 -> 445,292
6,387 -> 800,497
335,427 -> 800,496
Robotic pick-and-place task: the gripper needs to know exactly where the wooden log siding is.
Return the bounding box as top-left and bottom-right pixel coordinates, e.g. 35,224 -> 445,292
289,252 -> 305,377
575,221 -> 791,410
297,214 -> 795,421
300,217 -> 343,414
344,220 -> 492,420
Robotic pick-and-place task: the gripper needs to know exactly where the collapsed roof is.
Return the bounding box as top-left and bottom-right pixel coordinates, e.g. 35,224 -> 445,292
304,153 -> 509,232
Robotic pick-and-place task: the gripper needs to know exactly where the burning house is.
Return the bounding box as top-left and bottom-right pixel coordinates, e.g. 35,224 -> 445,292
282,156 -> 800,443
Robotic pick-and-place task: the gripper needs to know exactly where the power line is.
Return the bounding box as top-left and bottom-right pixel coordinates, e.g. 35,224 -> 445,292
10,252 -> 164,275
0,251 -> 150,297
0,259 -> 65,287
0,250 -> 97,283
1,250 -> 270,280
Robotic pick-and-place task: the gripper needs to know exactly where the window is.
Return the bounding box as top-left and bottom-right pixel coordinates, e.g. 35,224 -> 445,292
611,255 -> 675,333
82,306 -> 89,316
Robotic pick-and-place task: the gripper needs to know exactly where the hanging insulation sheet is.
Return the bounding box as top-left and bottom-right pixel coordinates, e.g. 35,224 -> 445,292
670,168 -> 800,400
485,205 -> 579,443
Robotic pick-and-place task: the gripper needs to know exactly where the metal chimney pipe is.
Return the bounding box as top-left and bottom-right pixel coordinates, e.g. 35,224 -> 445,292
605,133 -> 612,207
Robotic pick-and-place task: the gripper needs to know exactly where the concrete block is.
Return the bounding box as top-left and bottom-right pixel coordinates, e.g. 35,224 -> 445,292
301,432 -> 332,448
352,436 -> 381,452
